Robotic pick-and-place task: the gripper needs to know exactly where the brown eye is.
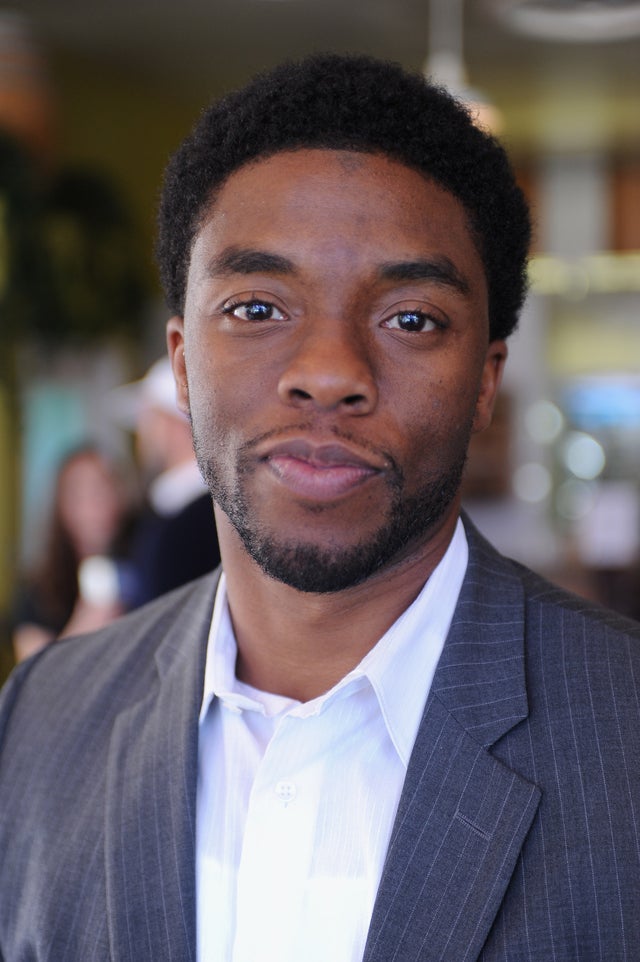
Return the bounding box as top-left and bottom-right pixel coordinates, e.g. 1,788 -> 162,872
384,310 -> 437,333
224,299 -> 286,322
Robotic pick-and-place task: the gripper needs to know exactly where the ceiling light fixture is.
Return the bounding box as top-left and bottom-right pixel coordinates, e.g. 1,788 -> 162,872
424,0 -> 503,133
487,0 -> 640,42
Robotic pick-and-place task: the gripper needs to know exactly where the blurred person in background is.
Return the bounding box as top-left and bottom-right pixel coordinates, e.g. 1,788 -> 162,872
111,357 -> 220,607
11,444 -> 134,662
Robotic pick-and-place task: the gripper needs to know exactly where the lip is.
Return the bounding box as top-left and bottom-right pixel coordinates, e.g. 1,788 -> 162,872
259,437 -> 385,501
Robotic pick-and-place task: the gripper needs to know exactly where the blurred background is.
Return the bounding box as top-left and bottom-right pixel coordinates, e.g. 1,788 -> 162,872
1,0 -> 639,678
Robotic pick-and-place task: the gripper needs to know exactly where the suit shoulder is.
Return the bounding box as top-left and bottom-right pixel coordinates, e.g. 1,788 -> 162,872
516,559 -> 640,641
509,561 -> 640,713
463,514 -> 640,653
0,573 -> 217,748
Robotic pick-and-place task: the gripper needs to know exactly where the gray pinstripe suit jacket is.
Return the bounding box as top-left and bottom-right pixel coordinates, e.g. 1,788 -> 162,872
1,517 -> 640,961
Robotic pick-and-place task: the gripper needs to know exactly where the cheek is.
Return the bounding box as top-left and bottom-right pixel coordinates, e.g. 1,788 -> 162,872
187,363 -> 253,471
189,343 -> 281,441
390,360 -> 480,430
391,379 -> 479,479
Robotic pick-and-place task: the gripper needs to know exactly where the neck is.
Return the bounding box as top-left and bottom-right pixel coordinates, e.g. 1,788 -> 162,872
215,506 -> 460,702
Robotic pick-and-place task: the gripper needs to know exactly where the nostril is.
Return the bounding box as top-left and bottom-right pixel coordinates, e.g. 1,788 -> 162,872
278,351 -> 376,413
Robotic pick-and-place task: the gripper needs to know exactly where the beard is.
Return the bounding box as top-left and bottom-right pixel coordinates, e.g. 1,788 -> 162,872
193,423 -> 467,594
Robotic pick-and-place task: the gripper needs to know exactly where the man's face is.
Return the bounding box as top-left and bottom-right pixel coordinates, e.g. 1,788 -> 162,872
168,149 -> 505,592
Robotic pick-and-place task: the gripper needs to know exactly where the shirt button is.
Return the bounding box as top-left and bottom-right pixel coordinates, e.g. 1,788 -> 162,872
275,780 -> 297,804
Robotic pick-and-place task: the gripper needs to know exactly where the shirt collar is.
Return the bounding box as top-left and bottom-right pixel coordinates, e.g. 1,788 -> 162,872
199,518 -> 468,766
357,518 -> 467,764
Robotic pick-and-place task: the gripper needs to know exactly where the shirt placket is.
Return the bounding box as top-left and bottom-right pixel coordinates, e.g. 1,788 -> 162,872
232,713 -> 322,962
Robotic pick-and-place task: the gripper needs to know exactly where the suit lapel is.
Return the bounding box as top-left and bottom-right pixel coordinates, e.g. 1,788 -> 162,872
364,520 -> 541,962
104,576 -> 217,962
101,521 -> 539,961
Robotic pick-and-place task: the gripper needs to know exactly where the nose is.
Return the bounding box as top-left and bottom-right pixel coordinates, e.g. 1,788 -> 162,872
277,323 -> 377,415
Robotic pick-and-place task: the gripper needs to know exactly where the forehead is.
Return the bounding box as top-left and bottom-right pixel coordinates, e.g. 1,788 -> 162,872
191,149 -> 485,290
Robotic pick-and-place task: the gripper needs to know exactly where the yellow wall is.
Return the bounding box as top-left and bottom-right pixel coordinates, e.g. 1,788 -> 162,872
49,52 -> 208,287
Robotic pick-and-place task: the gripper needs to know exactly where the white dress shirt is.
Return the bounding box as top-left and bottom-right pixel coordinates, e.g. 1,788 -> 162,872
196,519 -> 468,962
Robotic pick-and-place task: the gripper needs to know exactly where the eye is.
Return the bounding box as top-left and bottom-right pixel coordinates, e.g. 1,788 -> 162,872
382,309 -> 442,333
222,298 -> 287,322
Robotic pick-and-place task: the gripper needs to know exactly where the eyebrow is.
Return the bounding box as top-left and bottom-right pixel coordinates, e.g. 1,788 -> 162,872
378,258 -> 471,296
205,247 -> 296,278
205,247 -> 471,296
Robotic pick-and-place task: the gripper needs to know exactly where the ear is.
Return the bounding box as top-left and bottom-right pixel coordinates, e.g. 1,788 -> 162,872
472,340 -> 507,434
166,316 -> 189,416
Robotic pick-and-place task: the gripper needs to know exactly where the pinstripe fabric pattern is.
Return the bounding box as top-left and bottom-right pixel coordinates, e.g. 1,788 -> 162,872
0,575 -> 216,962
1,516 -> 640,960
364,522 -> 640,962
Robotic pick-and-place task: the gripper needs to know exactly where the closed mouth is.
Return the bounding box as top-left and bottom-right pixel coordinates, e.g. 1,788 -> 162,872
259,437 -> 385,501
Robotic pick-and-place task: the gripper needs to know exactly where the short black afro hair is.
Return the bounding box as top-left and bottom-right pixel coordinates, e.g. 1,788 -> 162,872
157,53 -> 531,341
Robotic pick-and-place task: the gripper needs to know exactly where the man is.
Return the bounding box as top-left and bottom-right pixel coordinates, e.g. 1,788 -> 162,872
1,54 -> 639,962
111,357 -> 221,606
